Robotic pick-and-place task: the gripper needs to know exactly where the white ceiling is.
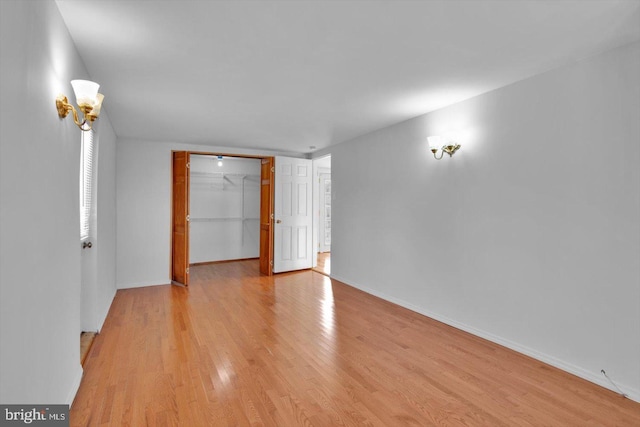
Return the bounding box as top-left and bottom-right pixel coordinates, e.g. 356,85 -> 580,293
56,0 -> 640,155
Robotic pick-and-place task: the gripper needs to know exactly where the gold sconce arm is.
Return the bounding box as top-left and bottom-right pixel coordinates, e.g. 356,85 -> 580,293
428,135 -> 461,160
430,147 -> 445,160
430,143 -> 461,160
56,95 -> 74,119
56,94 -> 93,130
56,90 -> 103,131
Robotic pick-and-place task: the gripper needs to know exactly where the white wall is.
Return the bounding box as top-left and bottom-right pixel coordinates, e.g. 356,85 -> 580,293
190,155 -> 261,263
0,0 -> 117,404
330,42 -> 640,400
116,139 -> 300,288
95,119 -> 118,330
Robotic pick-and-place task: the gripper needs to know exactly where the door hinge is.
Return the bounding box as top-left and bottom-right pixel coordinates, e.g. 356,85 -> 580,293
186,162 -> 190,169
270,213 -> 274,220
186,215 -> 190,222
186,268 -> 190,274
271,167 -> 275,173
270,260 -> 273,266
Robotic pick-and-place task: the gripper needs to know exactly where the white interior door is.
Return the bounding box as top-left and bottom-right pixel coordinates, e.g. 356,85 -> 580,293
273,156 -> 313,273
319,173 -> 331,253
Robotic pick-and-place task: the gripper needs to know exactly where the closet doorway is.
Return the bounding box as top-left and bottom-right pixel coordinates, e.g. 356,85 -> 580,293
171,152 -> 274,286
190,155 -> 261,264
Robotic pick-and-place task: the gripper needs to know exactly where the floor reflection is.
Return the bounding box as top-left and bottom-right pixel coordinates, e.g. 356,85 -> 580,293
314,252 -> 330,276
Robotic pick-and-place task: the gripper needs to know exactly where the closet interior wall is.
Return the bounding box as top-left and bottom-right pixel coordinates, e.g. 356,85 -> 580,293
189,155 -> 261,264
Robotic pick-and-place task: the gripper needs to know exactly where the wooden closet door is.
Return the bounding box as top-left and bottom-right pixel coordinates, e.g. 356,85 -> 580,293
259,157 -> 274,275
172,151 -> 190,285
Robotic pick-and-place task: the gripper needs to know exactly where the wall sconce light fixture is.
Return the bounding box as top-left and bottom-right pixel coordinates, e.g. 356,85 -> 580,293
428,135 -> 461,160
56,80 -> 104,131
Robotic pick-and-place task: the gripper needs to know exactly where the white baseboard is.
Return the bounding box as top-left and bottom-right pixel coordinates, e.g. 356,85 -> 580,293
116,279 -> 170,289
330,274 -> 640,403
66,365 -> 84,408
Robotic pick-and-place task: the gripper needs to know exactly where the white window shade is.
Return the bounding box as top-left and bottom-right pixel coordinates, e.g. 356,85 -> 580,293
80,129 -> 95,241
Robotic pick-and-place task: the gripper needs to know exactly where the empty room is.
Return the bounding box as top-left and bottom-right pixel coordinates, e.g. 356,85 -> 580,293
1,0 -> 639,426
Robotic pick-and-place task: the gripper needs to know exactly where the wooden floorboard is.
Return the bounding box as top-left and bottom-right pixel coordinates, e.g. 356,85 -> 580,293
80,331 -> 97,367
71,260 -> 640,426
313,252 -> 330,276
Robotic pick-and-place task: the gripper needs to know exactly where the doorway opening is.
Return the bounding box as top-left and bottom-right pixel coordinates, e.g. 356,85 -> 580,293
312,155 -> 331,276
189,155 -> 261,265
171,152 -> 274,286
172,153 -> 323,284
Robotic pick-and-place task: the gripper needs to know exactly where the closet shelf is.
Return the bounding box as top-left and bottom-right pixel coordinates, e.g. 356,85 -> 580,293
191,217 -> 259,222
190,172 -> 260,191
190,172 -> 260,179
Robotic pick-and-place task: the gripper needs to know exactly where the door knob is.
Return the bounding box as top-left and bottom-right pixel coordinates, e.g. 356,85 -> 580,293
276,220 -> 282,224
82,241 -> 92,249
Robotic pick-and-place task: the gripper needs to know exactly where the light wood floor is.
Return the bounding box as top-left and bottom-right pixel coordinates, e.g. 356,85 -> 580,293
313,252 -> 330,276
80,331 -> 97,367
71,260 -> 639,426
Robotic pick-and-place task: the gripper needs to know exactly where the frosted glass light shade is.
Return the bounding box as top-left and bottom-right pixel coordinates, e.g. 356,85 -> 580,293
91,93 -> 104,116
71,80 -> 100,106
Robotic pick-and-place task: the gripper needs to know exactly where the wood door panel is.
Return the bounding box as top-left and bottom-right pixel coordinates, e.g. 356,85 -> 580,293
259,158 -> 274,275
171,151 -> 190,285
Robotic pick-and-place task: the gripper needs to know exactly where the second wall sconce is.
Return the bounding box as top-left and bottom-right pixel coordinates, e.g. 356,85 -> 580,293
56,80 -> 104,131
428,135 -> 461,160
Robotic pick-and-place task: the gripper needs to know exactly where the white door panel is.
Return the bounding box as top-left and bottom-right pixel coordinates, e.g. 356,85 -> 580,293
274,157 -> 313,272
